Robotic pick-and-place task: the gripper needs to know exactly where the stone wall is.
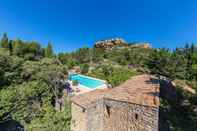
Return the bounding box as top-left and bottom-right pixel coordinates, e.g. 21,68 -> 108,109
86,100 -> 104,131
102,99 -> 158,131
71,103 -> 87,131
71,99 -> 159,131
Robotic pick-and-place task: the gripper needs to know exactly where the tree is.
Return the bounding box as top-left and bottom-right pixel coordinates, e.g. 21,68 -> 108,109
80,64 -> 89,74
23,41 -> 43,60
58,53 -> 71,65
92,48 -> 104,63
74,47 -> 91,63
0,33 -> 9,49
0,55 -> 70,130
147,48 -> 188,81
8,40 -> 13,55
45,42 -> 54,58
12,39 -> 25,56
0,54 -> 23,87
90,65 -> 137,87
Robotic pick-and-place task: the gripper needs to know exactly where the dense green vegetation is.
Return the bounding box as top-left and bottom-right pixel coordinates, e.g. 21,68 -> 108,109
0,33 -> 70,131
0,33 -> 197,131
58,41 -> 197,131
89,65 -> 137,87
159,87 -> 197,131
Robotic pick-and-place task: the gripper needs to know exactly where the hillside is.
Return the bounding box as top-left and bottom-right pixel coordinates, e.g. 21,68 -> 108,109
0,34 -> 197,131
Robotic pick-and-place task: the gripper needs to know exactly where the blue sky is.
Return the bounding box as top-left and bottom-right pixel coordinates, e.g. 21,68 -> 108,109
0,0 -> 197,53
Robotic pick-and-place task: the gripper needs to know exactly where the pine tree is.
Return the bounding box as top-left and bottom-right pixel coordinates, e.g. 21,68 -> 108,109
8,40 -> 13,55
0,33 -> 9,48
12,39 -> 24,56
45,42 -> 54,58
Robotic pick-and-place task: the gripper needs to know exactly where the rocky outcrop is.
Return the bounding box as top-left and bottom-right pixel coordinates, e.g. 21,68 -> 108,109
94,38 -> 151,50
129,42 -> 151,49
94,38 -> 128,49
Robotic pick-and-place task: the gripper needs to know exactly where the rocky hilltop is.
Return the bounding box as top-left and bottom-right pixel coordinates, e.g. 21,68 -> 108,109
94,38 -> 151,49
129,42 -> 151,49
94,38 -> 128,49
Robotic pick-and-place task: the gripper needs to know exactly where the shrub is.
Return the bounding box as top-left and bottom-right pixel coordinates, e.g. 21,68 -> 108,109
89,65 -> 137,87
72,80 -> 79,86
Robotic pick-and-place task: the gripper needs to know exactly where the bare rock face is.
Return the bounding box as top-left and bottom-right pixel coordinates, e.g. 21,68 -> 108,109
94,38 -> 128,49
94,38 -> 151,50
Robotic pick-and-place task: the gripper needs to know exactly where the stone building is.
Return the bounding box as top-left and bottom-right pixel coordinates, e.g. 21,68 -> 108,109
71,75 -> 160,131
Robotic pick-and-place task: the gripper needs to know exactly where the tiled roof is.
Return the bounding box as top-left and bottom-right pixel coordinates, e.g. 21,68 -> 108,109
71,74 -> 160,108
71,89 -> 108,108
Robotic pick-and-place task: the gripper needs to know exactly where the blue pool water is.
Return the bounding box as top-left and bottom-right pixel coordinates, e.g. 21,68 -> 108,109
69,74 -> 105,89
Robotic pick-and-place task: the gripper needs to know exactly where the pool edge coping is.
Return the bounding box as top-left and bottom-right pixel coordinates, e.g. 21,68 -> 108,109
69,73 -> 108,90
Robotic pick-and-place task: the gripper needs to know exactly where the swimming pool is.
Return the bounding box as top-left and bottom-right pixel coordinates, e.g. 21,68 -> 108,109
69,74 -> 106,89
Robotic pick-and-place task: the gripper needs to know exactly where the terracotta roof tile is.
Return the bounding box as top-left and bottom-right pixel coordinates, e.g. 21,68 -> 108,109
71,74 -> 160,108
71,89 -> 108,108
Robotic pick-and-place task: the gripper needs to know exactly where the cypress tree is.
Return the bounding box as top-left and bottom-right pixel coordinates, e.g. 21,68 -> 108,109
0,33 -> 9,49
45,42 -> 54,58
8,40 -> 13,55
